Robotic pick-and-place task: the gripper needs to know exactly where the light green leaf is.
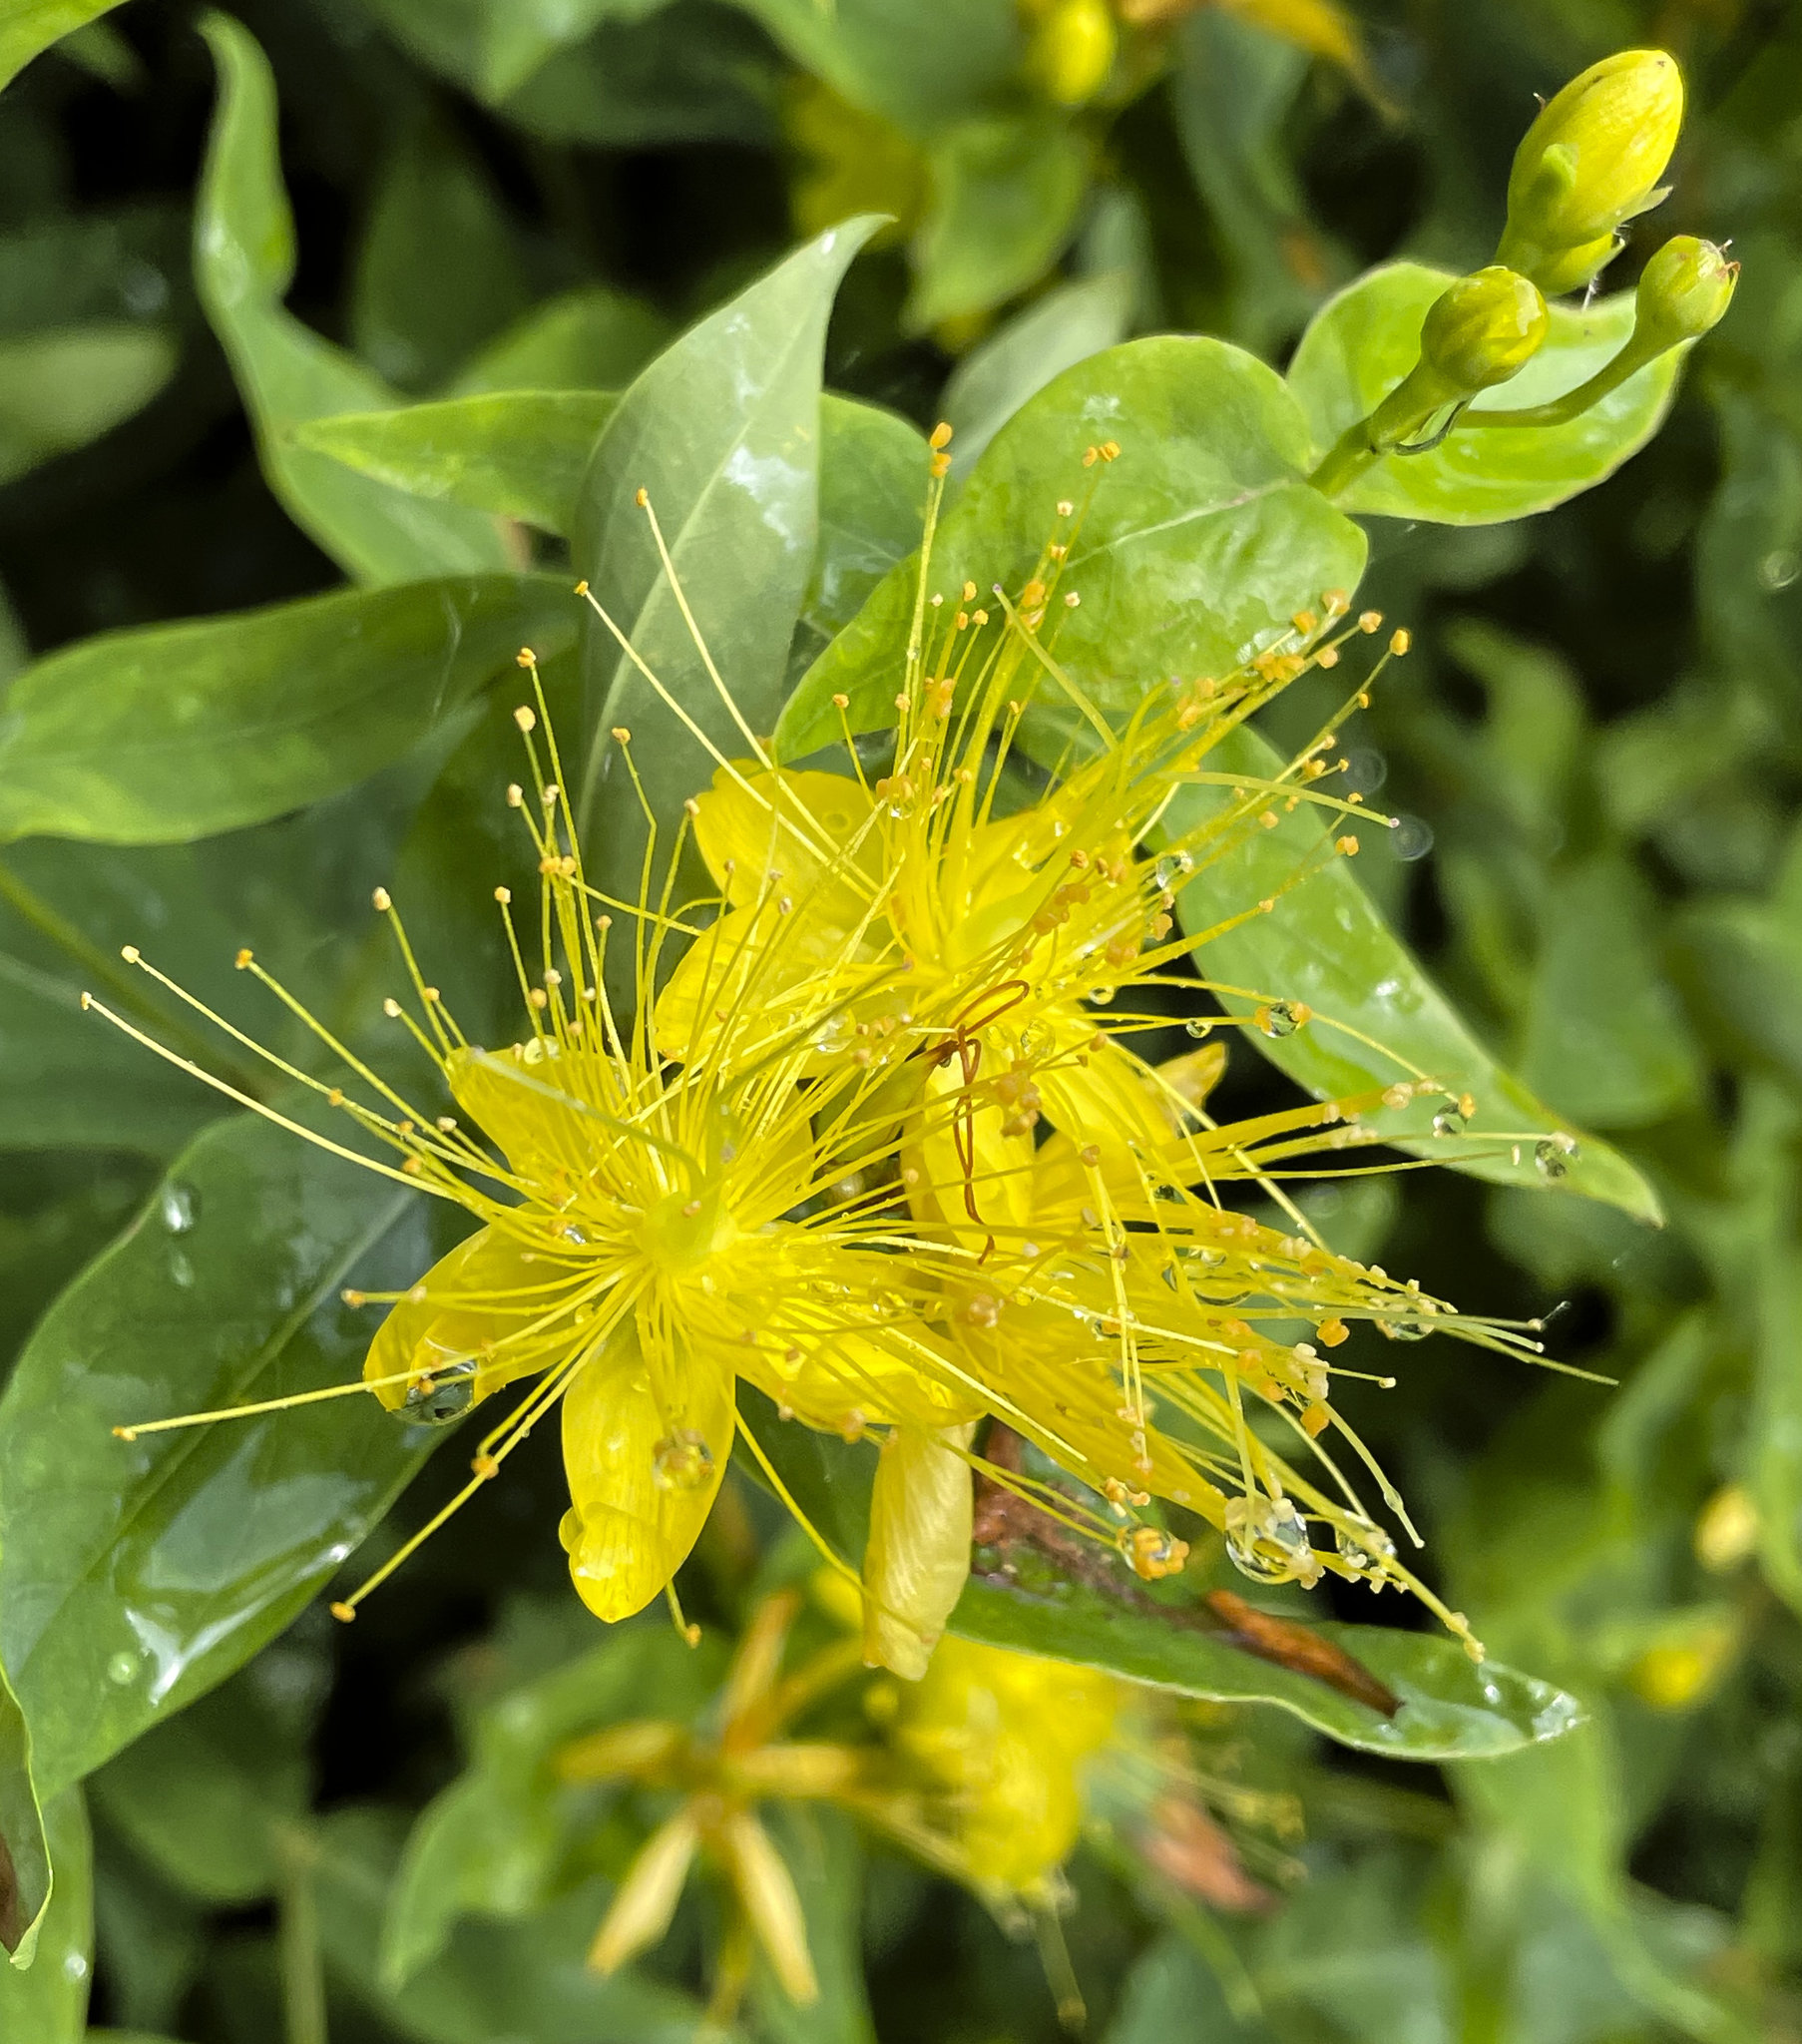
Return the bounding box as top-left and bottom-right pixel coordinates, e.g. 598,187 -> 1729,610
789,394 -> 928,682
450,286 -> 670,397
319,1803 -> 711,2044
940,268 -> 1132,480
728,0 -> 1018,132
0,574 -> 575,845
1165,724 -> 1663,1220
0,0 -> 127,91
0,1791 -> 86,2034
1288,262 -> 1686,525
0,1116 -> 455,1800
195,14 -> 511,581
909,115 -> 1090,330
1518,857 -> 1703,1130
571,219 -> 881,907
778,335 -> 1367,759
735,1392 -> 1582,1764
1745,1084 -> 1802,1622
0,326 -> 176,486
295,396 -> 618,537
351,116 -> 531,393
0,1652 -> 49,1966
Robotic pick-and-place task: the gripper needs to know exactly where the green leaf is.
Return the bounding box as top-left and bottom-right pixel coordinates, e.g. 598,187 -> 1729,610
0,0 -> 127,91
1517,856 -> 1703,1130
0,326 -> 176,486
0,205 -> 187,339
0,1162 -> 155,1370
0,1651 -> 50,1964
1287,262 -> 1686,525
729,0 -> 1019,132
350,116 -> 531,393
750,1807 -> 876,2044
1744,1085 -> 1802,1622
351,0 -> 676,104
909,115 -> 1090,331
194,14 -> 512,582
318,1803 -> 711,2044
939,268 -> 1132,480
0,1116 -> 455,1800
1669,898 -> 1802,1092
0,1792 -> 86,2038
778,335 -> 1367,759
1163,723 -> 1664,1221
735,1393 -> 1582,1764
571,220 -> 881,904
0,574 -> 576,845
295,395 -> 618,537
789,394 -> 929,683
1107,1933 -> 1270,2044
450,286 -> 670,397
87,1667 -> 311,1905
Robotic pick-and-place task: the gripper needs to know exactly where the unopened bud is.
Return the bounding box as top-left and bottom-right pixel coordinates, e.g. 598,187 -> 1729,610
1497,49 -> 1684,294
1026,0 -> 1117,108
1418,267 -> 1550,395
1632,235 -> 1736,351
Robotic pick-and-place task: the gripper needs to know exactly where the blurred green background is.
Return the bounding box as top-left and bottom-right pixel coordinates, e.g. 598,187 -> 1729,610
4,0 -> 1802,2039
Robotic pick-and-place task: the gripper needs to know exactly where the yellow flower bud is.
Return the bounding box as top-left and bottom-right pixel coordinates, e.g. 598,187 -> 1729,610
1632,235 -> 1737,352
862,1420 -> 977,1679
1026,0 -> 1117,107
1417,266 -> 1551,396
1497,49 -> 1684,294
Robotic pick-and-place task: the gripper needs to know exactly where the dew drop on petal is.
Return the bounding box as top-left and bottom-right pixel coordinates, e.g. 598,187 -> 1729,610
400,1357 -> 478,1426
653,1428 -> 715,1491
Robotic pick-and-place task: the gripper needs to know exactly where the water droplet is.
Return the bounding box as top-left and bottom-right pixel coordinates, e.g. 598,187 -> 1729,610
160,1182 -> 198,1233
1257,999 -> 1304,1039
106,1650 -> 139,1686
1535,1135 -> 1578,1181
63,1953 -> 89,1983
1152,850 -> 1194,889
653,1429 -> 715,1491
1223,1495 -> 1321,1587
1087,985 -> 1116,1006
1432,1104 -> 1468,1137
1375,1315 -> 1430,1342
810,1013 -> 853,1052
1390,814 -> 1435,861
1334,1519 -> 1396,1576
1183,1018 -> 1213,1039
400,1357 -> 478,1425
1758,548 -> 1799,592
1341,747 -> 1387,794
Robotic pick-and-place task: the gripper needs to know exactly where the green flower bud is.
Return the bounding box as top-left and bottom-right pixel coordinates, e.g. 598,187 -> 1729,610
1497,49 -> 1684,294
1633,235 -> 1737,351
1418,266 -> 1551,396
1025,0 -> 1117,107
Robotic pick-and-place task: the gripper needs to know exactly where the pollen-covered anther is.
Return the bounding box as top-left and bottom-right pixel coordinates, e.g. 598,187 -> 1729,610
515,648 -> 536,668
233,947 -> 251,969
930,422 -> 953,451
506,783 -> 524,807
342,1288 -> 366,1307
1126,1526 -> 1188,1581
472,1452 -> 501,1480
529,987 -> 549,1009
1382,1083 -> 1414,1110
1057,497 -> 1075,516
330,1602 -> 356,1624
831,692 -> 849,709
1359,610 -> 1383,633
1390,629 -> 1412,656
494,885 -> 512,904
514,706 -> 537,733
612,727 -> 631,745
1323,588 -> 1349,614
1316,646 -> 1340,669
382,998 -> 402,1018
1319,1317 -> 1349,1346
1292,610 -> 1318,635
1335,835 -> 1360,856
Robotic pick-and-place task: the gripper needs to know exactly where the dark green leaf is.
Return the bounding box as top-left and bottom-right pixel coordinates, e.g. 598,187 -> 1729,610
0,574 -> 576,845
0,1791 -> 87,2034
195,14 -> 512,582
0,1116 -> 455,1799
0,1652 -> 49,1964
778,335 -> 1367,758
0,0 -> 127,91
571,219 -> 880,904
1669,898 -> 1802,1091
1164,724 -> 1663,1220
939,269 -> 1132,480
1287,262 -> 1685,525
909,115 -> 1090,330
450,287 -> 670,398
351,0 -> 676,104
0,326 -> 176,486
0,205 -> 187,340
295,395 -> 618,537
318,1803 -> 711,2044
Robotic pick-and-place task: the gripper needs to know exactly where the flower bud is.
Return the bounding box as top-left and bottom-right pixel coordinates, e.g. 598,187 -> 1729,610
862,1420 -> 976,1680
1632,235 -> 1737,351
1497,50 -> 1684,293
1418,266 -> 1550,396
1025,0 -> 1117,107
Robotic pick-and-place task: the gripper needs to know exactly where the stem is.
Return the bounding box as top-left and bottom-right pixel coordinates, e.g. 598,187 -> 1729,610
276,1825 -> 328,2044
1307,362 -> 1456,501
1460,330 -> 1669,428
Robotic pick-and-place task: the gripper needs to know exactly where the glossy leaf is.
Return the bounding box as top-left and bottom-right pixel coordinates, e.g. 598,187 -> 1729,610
195,14 -> 511,582
789,393 -> 928,683
0,0 -> 127,90
318,1803 -> 711,2044
1287,262 -> 1686,524
1163,723 -> 1662,1219
450,286 -> 670,397
295,395 -> 618,538
909,115 -> 1091,330
778,335 -> 1367,759
571,219 -> 880,906
0,1652 -> 49,1964
0,574 -> 576,846
735,1392 -> 1582,1763
0,1116 -> 456,1800
0,326 -> 177,487
0,1791 -> 87,2037
939,268 -> 1132,481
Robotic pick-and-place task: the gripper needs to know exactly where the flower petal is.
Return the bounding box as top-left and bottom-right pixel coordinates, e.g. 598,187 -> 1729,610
862,1420 -> 977,1679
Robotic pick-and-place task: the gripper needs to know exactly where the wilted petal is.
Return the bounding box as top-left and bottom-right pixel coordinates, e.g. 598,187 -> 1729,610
863,1420 -> 977,1679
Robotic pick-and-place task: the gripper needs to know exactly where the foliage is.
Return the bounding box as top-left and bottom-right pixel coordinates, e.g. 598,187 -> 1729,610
0,2 -> 1796,2041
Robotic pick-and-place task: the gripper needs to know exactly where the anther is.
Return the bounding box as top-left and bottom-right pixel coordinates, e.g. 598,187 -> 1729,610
342,1288 -> 367,1306
1335,835 -> 1360,855
574,579 -> 589,596
612,727 -> 631,744
514,705 -> 537,733
1389,628 -> 1412,656
516,647 -> 536,668
1358,610 -> 1382,633
507,783 -> 524,806
233,947 -> 252,969
635,487 -> 649,507
330,1602 -> 356,1623
494,885 -> 512,904
382,998 -> 402,1018
121,944 -> 141,963
930,422 -> 953,450
1057,498 -> 1074,516
832,692 -> 848,709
